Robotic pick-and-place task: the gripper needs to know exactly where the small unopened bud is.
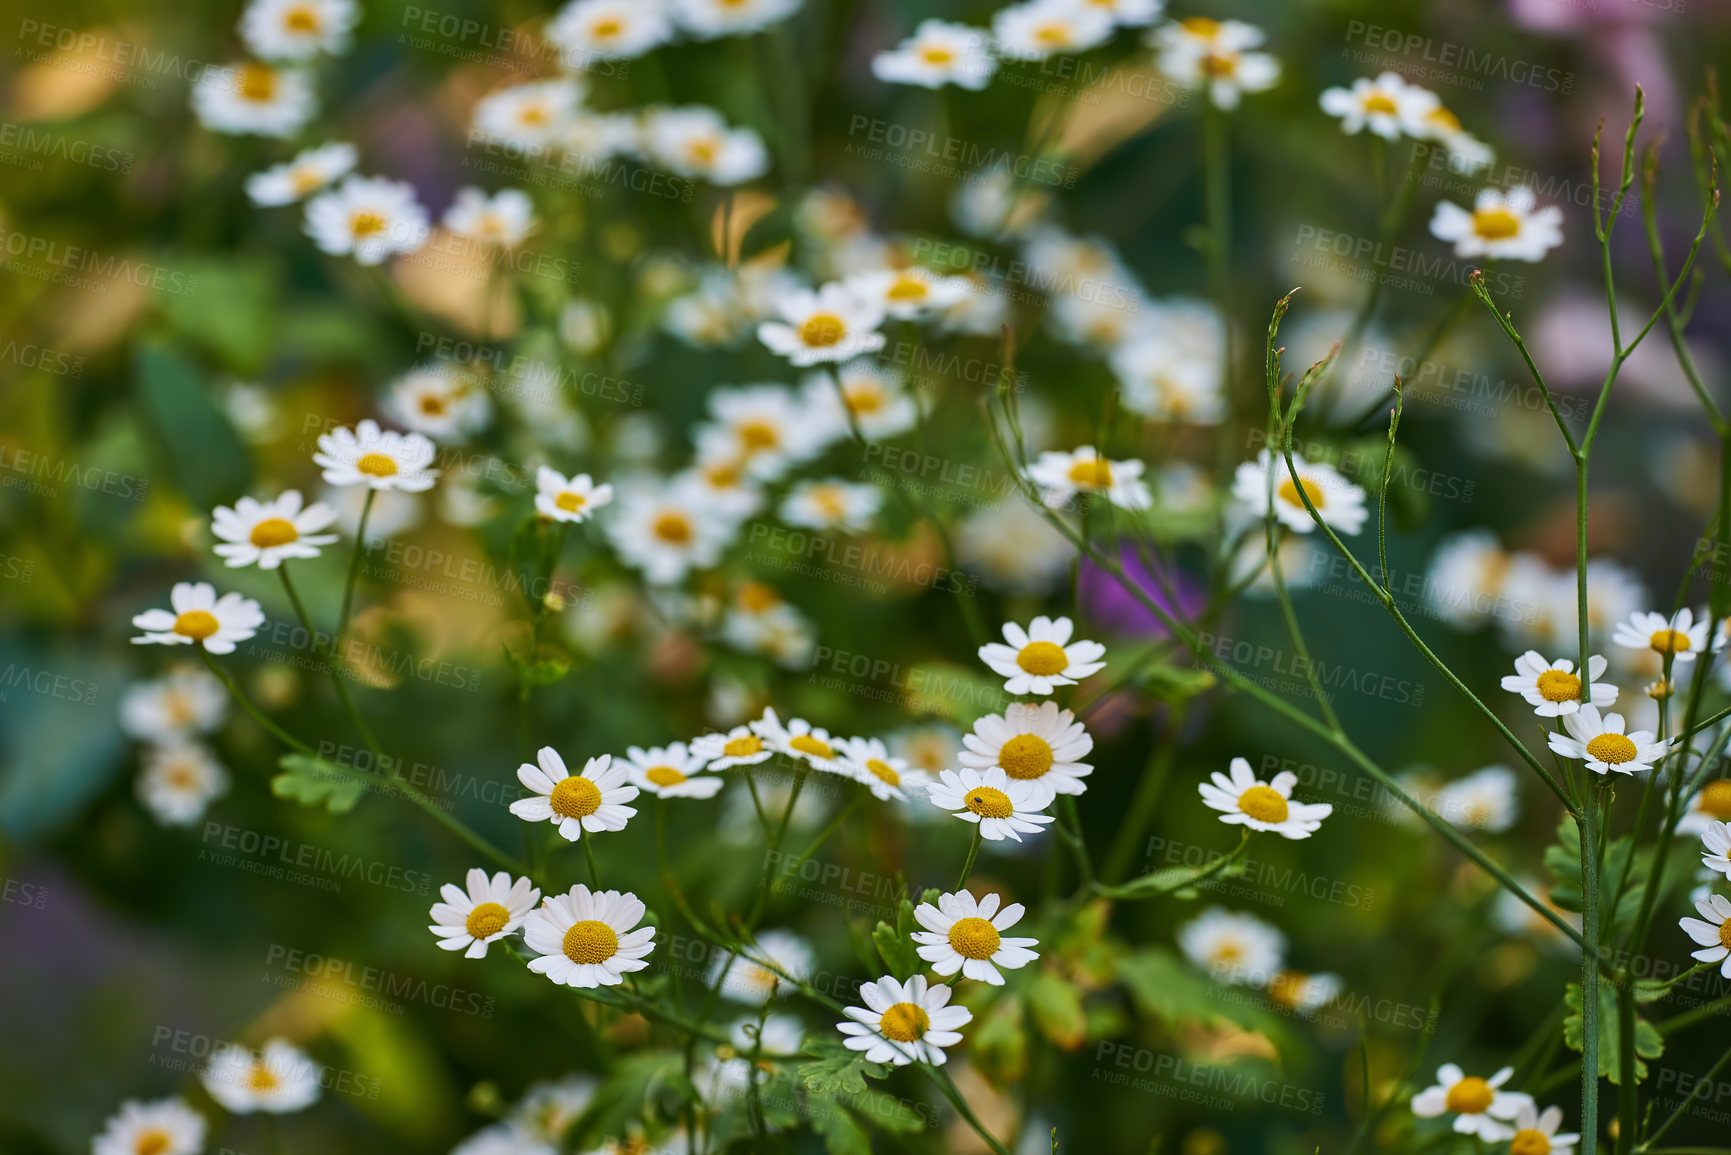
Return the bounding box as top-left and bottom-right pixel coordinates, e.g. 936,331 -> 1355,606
543,589 -> 567,614
1647,679 -> 1672,700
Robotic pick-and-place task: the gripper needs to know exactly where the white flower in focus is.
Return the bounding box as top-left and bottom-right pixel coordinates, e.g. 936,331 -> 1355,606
779,479 -> 881,533
1500,652 -> 1618,717
836,735 -> 932,801
191,62 -> 315,138
443,187 -> 537,247
1613,608 -> 1716,665
1150,17 -> 1280,109
927,766 -> 1055,842
605,476 -> 736,584
509,748 -> 639,840
304,175 -> 430,265
1410,1065 -> 1530,1141
1434,765 -> 1519,833
959,700 -> 1094,802
1702,821 -> 1731,880
691,724 -> 774,771
1547,705 -> 1671,776
640,106 -> 769,185
201,1038 -> 322,1114
120,667 -> 228,742
548,0 -> 673,60
137,743 -> 230,827
620,742 -> 724,799
758,282 -> 887,366
1197,757 -> 1332,839
1430,187 -> 1562,262
1318,72 -> 1432,141
210,489 -> 340,569
132,583 -> 264,654
751,707 -> 848,773
314,418 -> 440,491
1025,446 -> 1152,510
536,467 -> 613,524
522,885 -> 656,987
246,141 -> 357,205
1231,449 -> 1367,535
429,869 -> 541,959
993,0 -> 1114,60
836,974 -> 972,1065
240,0 -> 358,59
708,929 -> 813,1003
1680,893 -> 1731,978
670,0 -> 803,39
872,21 -> 997,90
977,615 -> 1106,696
473,79 -> 585,148
92,1097 -> 206,1155
911,890 -> 1039,985
1177,907 -> 1285,985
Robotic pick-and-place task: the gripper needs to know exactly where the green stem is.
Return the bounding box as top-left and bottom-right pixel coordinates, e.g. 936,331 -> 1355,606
278,564 -> 382,755
198,648 -> 312,754
1637,1040 -> 1731,1152
1099,706 -> 1185,883
579,822 -> 601,888
1581,782 -> 1605,1155
338,489 -> 375,649
956,827 -> 983,892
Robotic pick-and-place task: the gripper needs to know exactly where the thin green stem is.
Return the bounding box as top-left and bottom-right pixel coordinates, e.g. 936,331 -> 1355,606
956,827 -> 983,892
198,649 -> 312,754
338,489 -> 375,649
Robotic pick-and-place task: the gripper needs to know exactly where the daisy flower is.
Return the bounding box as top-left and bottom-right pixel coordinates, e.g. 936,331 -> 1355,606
640,106 -> 770,185
1086,0 -> 1164,25
1435,765 -> 1520,833
837,974 -> 972,1066
1613,608 -> 1715,665
722,602 -> 815,669
1547,706 -> 1670,776
314,419 -> 440,491
132,582 -> 264,654
1150,17 -> 1280,109
240,0 -> 358,60
1703,821 -> 1731,880
92,1097 -> 206,1155
429,869 -> 541,959
751,708 -> 849,773
304,175 -> 430,265
837,735 -> 932,801
451,1125 -> 556,1155
910,890 -> 1039,985
522,885 -> 656,988
604,476 -> 736,585
1410,1065 -> 1531,1141
702,384 -> 832,479
872,20 -> 997,90
137,743 -> 230,827
1318,72 -> 1431,141
758,282 -> 887,367
701,1015 -> 805,1098
802,361 -> 918,441
1177,907 -> 1285,984
473,79 -> 584,148
1504,1102 -> 1581,1155
1267,970 -> 1344,1017
620,742 -> 724,799
201,1038 -> 322,1114
958,700 -> 1094,802
927,766 -> 1055,842
957,500 -> 1072,595
548,0 -> 674,60
210,489 -> 340,570
1500,652 -> 1618,717
190,62 -> 315,139
671,0 -> 802,39
978,615 -> 1106,695
1678,780 -> 1731,836
779,479 -> 881,533
1416,104 -> 1493,172
1680,893 -> 1731,978
509,748 -> 639,841
535,467 -> 613,524
246,141 -> 357,205
1025,446 -> 1153,510
1198,758 -> 1333,839
692,724 -> 775,771
1232,449 -> 1367,535
510,1073 -> 596,1144
383,365 -> 492,444
120,667 -> 228,742
993,0 -> 1114,60
847,266 -> 975,321
1430,187 -> 1562,262
708,929 -> 814,1002
443,187 -> 536,247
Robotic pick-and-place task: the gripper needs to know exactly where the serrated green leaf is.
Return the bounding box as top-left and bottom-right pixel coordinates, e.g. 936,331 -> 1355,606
798,1039 -> 886,1095
272,754 -> 367,813
873,919 -> 920,980
1563,983 -> 1664,1085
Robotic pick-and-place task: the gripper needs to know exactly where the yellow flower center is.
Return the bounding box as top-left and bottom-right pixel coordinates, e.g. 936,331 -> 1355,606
887,276 -> 929,301
290,167 -> 326,194
737,582 -> 779,612
249,517 -> 300,548
653,512 -> 693,544
1182,17 -> 1221,37
1067,458 -> 1113,488
1699,780 -> 1731,819
705,460 -> 744,487
1363,92 -> 1398,115
419,393 -> 448,415
356,452 -> 398,476
134,1129 -> 173,1155
592,16 -> 624,39
737,419 -> 779,451
1015,641 -> 1069,677
172,611 -> 221,641
878,1002 -> 930,1042
237,64 -> 277,101
997,734 -> 1054,780
549,775 -> 603,818
1237,784 -> 1289,824
1720,920 -> 1731,950
350,211 -> 388,238
790,734 -> 835,760
519,104 -> 550,127
284,5 -> 320,32
1585,734 -> 1638,765
1277,476 -> 1325,510
646,765 -> 687,787
1033,22 -> 1072,47
247,1062 -> 280,1092
1649,629 -> 1691,655
965,785 -> 1015,819
1429,107 -> 1463,133
1201,52 -> 1237,78
687,138 -> 720,165
1445,1076 -> 1495,1115
948,916 -> 1001,959
843,384 -> 884,414
465,901 -> 510,939
1510,1130 -> 1552,1155
919,45 -> 956,66
562,919 -> 618,964
811,486 -> 850,521
865,759 -> 900,786
1472,207 -> 1521,240
1267,970 -> 1308,1009
723,735 -> 763,758
555,491 -> 586,513
798,313 -> 847,348
1536,669 -> 1582,703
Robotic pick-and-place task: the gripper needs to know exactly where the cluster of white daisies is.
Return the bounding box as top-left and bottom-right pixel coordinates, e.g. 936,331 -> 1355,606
92,1038 -> 324,1155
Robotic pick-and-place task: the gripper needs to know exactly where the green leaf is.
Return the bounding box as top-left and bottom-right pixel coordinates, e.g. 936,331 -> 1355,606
1544,815 -> 1585,912
873,917 -> 920,980
797,1039 -> 886,1095
972,995 -> 1029,1085
1131,662 -> 1219,704
133,339 -> 251,508
806,1100 -> 872,1155
1026,969 -> 1087,1051
1117,948 -> 1292,1042
272,754 -> 367,814
1563,982 -> 1664,1085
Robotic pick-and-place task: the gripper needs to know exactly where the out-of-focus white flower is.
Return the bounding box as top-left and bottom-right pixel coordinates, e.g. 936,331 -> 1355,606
671,0 -> 803,39
304,175 -> 430,265
993,0 -> 1115,60
1026,446 -> 1153,510
846,266 -> 975,321
606,475 -> 738,584
640,106 -> 769,185
1150,17 -> 1280,109
708,929 -> 814,1003
121,668 -> 228,743
1319,72 -> 1434,141
473,79 -> 585,148
957,500 -> 1072,595
779,478 -> 881,533
872,20 -> 997,90
548,0 -> 674,60
1110,299 -> 1226,422
1434,765 -> 1519,832
1410,1065 -> 1530,1141
802,361 -> 918,441
240,0 -> 358,60
92,1097 -> 206,1155
191,62 -> 315,138
757,282 -> 887,366
535,467 -> 614,524
201,1039 -> 322,1114
1231,449 -> 1367,535
383,364 -> 493,443
1431,187 -> 1562,262
1178,907 -> 1285,985
137,743 -> 230,826
246,141 -> 357,205
443,187 -> 537,247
